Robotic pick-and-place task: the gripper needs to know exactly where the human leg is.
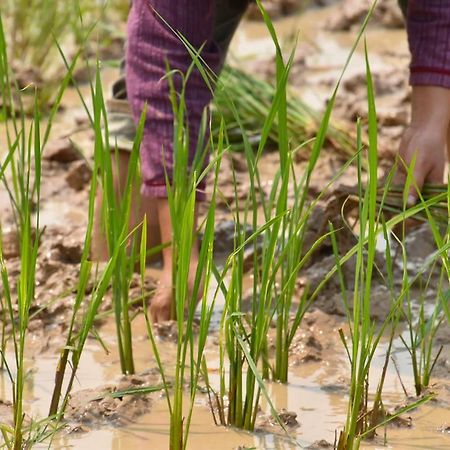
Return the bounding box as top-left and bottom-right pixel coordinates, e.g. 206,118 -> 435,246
398,0 -> 450,203
91,148 -> 161,262
126,0 -> 249,321
91,75 -> 161,262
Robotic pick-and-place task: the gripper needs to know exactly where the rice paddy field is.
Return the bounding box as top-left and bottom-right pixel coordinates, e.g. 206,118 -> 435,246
0,1 -> 449,449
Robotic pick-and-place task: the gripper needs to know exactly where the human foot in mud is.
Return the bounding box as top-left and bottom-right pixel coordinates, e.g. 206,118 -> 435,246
149,199 -> 202,323
149,258 -> 201,323
90,151 -> 202,324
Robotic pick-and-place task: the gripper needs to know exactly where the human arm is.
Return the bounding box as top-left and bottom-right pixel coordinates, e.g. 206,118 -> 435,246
399,0 -> 450,203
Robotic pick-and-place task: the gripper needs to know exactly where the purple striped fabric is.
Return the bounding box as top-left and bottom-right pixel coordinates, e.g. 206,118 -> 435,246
126,0 -> 221,199
407,0 -> 450,88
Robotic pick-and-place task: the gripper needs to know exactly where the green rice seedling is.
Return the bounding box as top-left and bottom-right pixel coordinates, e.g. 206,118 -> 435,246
91,63 -> 147,376
2,0 -> 71,71
376,183 -> 449,224
152,16 -> 281,430
213,65 -> 356,159
211,6 -> 299,421
1,0 -> 72,107
1,0 -> 106,108
0,25 -> 43,447
48,64 -> 147,416
225,0 -> 378,390
0,12 -> 84,446
304,163 -> 447,448
334,45 -> 434,450
137,61 -> 224,449
109,14 -> 228,442
165,3 -> 379,436
0,120 -> 41,449
166,78 -> 223,450
335,46 -> 396,449
394,164 -> 450,396
399,264 -> 446,396
204,2 -> 378,431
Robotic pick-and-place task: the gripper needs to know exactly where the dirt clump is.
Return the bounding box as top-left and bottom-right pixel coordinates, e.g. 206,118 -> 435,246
326,0 -> 404,31
66,370 -> 160,429
256,408 -> 299,431
388,413 -> 412,428
42,227 -> 85,265
0,400 -> 13,427
213,220 -> 253,255
153,320 -> 179,342
274,309 -> 342,366
247,0 -> 301,20
300,252 -> 399,321
65,160 -> 92,191
306,439 -> 334,449
432,357 -> 450,379
402,223 -> 438,266
334,69 -> 410,156
44,137 -> 82,163
0,227 -> 20,259
153,319 -> 200,342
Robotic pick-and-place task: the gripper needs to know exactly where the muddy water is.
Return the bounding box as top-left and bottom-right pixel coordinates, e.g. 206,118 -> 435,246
4,309 -> 449,449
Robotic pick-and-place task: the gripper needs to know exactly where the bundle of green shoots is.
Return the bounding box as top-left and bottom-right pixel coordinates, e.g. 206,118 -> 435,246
48,64 -> 148,418
377,183 -> 448,224
213,64 -> 355,159
140,67 -> 224,450
205,0 -> 374,434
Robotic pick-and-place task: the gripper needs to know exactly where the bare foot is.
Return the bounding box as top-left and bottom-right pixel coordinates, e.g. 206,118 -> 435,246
149,271 -> 173,323
149,257 -> 202,324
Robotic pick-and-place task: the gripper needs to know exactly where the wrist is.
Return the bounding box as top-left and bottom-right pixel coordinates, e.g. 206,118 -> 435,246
410,86 -> 450,131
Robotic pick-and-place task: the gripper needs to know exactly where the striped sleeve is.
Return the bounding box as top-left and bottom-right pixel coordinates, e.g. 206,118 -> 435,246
407,0 -> 450,88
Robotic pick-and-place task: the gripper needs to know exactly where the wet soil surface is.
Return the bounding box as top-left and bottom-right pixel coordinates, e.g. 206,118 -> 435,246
1,2 -> 449,449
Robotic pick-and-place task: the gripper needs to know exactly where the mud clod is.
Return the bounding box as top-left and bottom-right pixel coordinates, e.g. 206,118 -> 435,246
67,371 -> 160,427
307,439 -> 334,449
44,138 -> 82,163
256,408 -> 299,430
0,400 -> 13,427
1,227 -> 20,259
326,0 -> 404,31
51,239 -> 84,265
66,160 -> 92,191
213,220 -> 253,255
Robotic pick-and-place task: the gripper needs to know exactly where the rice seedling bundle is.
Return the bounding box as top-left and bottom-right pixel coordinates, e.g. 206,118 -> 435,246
213,65 -> 355,160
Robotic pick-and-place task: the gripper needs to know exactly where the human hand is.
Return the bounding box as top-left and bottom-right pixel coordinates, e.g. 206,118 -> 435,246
397,123 -> 447,205
396,86 -> 450,205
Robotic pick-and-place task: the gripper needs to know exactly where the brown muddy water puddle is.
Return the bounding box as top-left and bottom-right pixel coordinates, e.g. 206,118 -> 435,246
3,309 -> 450,449
1,3 -> 450,450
